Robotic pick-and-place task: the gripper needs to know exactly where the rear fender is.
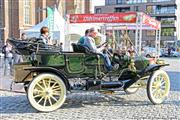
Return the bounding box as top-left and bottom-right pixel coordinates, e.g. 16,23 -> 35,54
24,67 -> 71,91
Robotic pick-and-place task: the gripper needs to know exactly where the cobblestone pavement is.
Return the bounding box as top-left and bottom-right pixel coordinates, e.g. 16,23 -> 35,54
0,58 -> 180,120
0,90 -> 180,120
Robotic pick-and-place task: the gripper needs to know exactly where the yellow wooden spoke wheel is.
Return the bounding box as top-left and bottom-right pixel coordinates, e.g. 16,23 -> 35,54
147,70 -> 170,104
27,73 -> 66,112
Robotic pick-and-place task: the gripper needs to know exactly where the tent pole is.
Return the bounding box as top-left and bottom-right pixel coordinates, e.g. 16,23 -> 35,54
155,29 -> 158,58
135,13 -> 139,52
158,28 -> 161,58
139,13 -> 143,55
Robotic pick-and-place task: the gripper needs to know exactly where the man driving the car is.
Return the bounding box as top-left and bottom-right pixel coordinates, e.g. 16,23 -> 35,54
83,28 -> 113,71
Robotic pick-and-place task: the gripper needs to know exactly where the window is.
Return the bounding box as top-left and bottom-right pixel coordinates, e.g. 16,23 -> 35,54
95,8 -> 102,13
150,0 -> 171,2
161,28 -> 175,36
146,5 -> 156,14
116,0 -> 123,4
127,0 -> 147,4
161,17 -> 175,25
158,6 -> 176,14
24,0 -> 31,25
0,0 -> 2,27
0,0 -> 2,6
106,0 -> 112,5
115,7 -> 130,12
146,5 -> 176,14
134,6 -> 139,11
146,30 -> 155,36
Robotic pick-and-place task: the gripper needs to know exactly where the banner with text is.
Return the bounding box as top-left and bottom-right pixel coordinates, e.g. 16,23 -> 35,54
69,12 -> 137,23
142,13 -> 161,30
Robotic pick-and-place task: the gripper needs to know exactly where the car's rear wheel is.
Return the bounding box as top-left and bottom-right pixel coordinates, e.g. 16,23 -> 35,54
27,73 -> 66,112
147,70 -> 170,104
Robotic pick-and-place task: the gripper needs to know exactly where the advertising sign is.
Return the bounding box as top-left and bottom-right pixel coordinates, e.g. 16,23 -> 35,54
142,14 -> 161,30
69,12 -> 137,23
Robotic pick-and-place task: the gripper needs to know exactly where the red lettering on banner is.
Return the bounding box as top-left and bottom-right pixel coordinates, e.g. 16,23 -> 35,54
69,12 -> 137,23
142,14 -> 161,30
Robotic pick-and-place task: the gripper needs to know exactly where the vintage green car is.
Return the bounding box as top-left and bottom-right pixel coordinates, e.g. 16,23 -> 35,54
8,38 -> 170,112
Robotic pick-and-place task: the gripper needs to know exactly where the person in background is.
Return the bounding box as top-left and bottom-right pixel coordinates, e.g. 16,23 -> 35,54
13,33 -> 25,64
83,28 -> 113,71
40,26 -> 52,45
3,41 -> 13,76
59,42 -> 63,52
78,29 -> 90,45
168,47 -> 171,56
21,33 -> 27,40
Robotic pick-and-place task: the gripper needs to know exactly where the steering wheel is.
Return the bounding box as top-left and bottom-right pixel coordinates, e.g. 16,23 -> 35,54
97,41 -> 108,48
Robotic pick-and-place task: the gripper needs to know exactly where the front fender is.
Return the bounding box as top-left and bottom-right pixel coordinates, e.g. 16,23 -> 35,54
143,64 -> 169,74
24,67 -> 70,91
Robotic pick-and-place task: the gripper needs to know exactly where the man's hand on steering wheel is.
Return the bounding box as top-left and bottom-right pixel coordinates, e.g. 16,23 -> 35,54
97,41 -> 108,48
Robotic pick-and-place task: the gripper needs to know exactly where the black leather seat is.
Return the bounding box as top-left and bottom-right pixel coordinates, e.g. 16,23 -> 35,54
71,43 -> 93,54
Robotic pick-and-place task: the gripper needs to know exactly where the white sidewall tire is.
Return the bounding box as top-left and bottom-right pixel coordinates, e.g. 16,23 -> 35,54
147,70 -> 170,104
27,73 -> 67,112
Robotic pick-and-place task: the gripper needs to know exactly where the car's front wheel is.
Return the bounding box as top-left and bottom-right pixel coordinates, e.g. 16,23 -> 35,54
147,70 -> 170,104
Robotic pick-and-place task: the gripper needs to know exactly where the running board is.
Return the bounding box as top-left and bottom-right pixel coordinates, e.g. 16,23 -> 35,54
86,80 -> 123,90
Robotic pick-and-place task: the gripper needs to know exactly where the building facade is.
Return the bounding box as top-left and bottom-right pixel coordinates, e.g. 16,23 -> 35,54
95,0 -> 180,47
0,0 -> 92,47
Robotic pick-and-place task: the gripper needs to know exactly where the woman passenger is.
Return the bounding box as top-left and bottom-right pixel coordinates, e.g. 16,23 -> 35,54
40,26 -> 52,45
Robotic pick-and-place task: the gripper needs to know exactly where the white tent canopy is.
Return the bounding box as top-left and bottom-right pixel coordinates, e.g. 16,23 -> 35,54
65,23 -> 105,51
23,8 -> 65,44
67,23 -> 102,36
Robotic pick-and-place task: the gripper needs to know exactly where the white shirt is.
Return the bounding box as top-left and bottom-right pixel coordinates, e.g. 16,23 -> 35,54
40,34 -> 49,44
83,36 -> 105,53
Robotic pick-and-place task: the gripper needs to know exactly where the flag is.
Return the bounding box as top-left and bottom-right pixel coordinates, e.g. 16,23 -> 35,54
47,7 -> 54,40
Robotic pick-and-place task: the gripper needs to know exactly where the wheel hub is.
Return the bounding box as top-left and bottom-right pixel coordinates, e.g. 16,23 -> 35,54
44,88 -> 53,97
155,81 -> 161,89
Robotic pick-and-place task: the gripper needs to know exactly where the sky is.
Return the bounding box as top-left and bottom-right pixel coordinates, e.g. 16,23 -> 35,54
92,0 -> 105,13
